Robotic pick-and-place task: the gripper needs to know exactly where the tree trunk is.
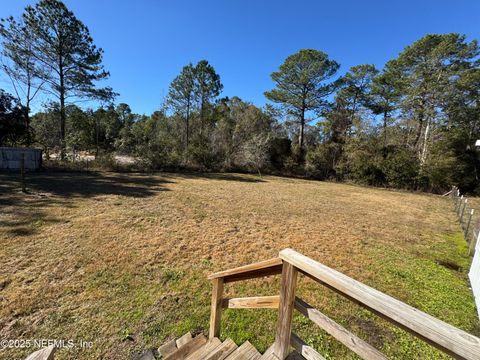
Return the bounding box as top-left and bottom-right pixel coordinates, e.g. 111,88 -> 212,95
95,118 -> 99,159
25,77 -> 32,145
200,97 -> 205,138
299,105 -> 305,149
59,55 -> 66,160
420,119 -> 430,165
413,100 -> 425,149
60,93 -> 66,160
184,100 -> 190,165
186,99 -> 190,149
383,110 -> 388,158
24,107 -> 31,145
413,119 -> 423,148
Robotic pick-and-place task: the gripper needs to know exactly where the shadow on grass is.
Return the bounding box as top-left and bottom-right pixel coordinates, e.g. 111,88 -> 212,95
0,171 -> 173,237
0,171 -> 173,198
168,172 -> 266,183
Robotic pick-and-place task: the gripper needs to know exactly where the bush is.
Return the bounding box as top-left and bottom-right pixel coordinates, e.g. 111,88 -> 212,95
420,143 -> 457,193
137,143 -> 182,170
91,153 -> 117,170
187,143 -> 220,170
281,144 -> 305,175
305,145 -> 334,180
336,136 -> 385,186
381,147 -> 419,189
349,154 -> 385,186
268,137 -> 291,170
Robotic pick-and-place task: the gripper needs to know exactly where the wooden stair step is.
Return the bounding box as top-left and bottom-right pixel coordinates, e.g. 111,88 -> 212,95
203,338 -> 238,360
225,341 -> 262,360
259,354 -> 279,360
176,332 -> 193,348
185,337 -> 222,360
163,334 -> 207,360
158,339 -> 177,358
258,345 -> 279,360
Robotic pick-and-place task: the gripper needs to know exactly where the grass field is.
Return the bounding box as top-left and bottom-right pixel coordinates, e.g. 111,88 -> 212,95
0,171 -> 478,359
467,197 -> 480,240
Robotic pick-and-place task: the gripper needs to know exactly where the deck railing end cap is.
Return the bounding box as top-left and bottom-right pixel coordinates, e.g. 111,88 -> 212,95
279,248 -> 300,260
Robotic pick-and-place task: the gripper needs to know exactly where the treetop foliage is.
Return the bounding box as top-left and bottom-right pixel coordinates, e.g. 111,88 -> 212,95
0,1 -> 478,194
265,49 -> 340,116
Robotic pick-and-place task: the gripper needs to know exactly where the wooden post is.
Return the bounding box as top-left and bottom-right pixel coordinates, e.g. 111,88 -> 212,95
209,278 -> 224,339
273,262 -> 298,359
20,153 -> 26,193
450,186 -> 456,199
454,191 -> 461,212
460,199 -> 468,225
465,209 -> 475,240
457,195 -> 464,215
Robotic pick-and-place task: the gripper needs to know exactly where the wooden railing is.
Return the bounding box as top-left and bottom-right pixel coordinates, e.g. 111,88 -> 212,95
208,248 -> 480,360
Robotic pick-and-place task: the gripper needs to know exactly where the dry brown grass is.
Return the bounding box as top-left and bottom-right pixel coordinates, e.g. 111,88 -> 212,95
0,172 -> 477,359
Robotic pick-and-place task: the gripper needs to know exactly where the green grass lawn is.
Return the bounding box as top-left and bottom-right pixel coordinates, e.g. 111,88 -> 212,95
0,172 -> 478,359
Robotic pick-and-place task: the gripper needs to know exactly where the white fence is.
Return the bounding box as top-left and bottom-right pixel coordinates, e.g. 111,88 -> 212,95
469,232 -> 480,317
0,147 -> 42,170
451,187 -> 480,317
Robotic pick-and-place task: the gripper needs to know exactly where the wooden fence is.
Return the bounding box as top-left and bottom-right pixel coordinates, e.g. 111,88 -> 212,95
451,186 -> 480,318
209,248 -> 480,359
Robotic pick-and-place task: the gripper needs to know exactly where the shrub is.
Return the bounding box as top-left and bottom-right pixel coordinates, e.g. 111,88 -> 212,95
305,145 -> 334,180
187,143 -> 220,170
381,147 -> 419,189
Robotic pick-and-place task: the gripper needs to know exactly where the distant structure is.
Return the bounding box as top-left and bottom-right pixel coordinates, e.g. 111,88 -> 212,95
0,147 -> 42,170
476,139 -> 480,147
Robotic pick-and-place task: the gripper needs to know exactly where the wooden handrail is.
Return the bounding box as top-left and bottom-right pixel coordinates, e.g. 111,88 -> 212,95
295,297 -> 388,360
208,258 -> 282,339
208,249 -> 480,360
208,257 -> 283,283
222,296 -> 280,309
279,248 -> 480,360
290,332 -> 325,360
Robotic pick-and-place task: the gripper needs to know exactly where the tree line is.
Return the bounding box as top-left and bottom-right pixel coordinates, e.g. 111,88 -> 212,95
1,0 -> 479,193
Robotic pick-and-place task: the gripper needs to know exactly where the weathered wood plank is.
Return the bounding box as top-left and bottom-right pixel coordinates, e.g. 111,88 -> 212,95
186,337 -> 222,360
290,333 -> 325,360
208,258 -> 283,283
280,248 -> 480,360
176,331 -> 193,348
25,346 -> 56,360
259,345 -> 280,360
158,339 -> 177,358
295,298 -> 388,359
204,338 -> 238,360
273,262 -> 297,359
209,278 -> 224,339
164,334 -> 207,360
226,341 -> 262,360
222,296 -> 280,309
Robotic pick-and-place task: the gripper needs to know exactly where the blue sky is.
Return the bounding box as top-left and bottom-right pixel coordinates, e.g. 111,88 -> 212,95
1,0 -> 479,115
